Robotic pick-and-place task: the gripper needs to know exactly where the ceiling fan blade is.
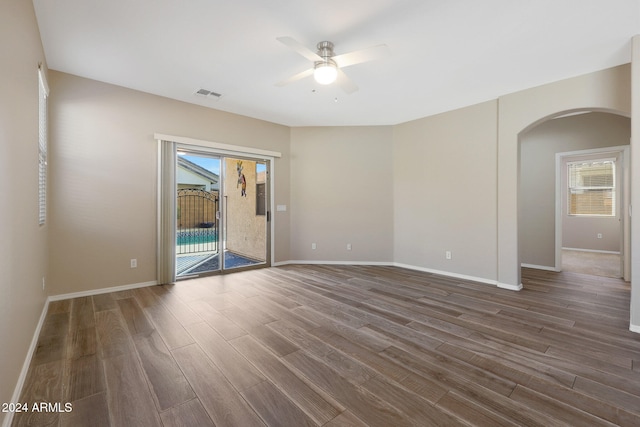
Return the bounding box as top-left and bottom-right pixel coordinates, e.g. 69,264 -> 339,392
277,36 -> 322,62
333,44 -> 390,68
275,68 -> 314,87
337,69 -> 358,94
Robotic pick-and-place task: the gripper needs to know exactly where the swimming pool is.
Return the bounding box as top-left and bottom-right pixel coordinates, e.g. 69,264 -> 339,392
176,229 -> 218,245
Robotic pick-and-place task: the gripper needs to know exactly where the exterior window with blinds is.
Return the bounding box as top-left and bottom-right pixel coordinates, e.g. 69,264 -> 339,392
38,67 -> 49,225
567,159 -> 615,216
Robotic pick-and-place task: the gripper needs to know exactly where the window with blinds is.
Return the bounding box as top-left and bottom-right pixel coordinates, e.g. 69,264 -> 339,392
567,159 -> 615,216
38,67 -> 49,225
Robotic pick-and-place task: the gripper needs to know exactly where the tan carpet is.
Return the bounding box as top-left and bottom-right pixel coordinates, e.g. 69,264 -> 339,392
561,249 -> 621,278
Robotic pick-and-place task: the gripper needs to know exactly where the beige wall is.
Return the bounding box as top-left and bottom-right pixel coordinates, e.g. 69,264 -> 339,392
49,72 -> 290,295
393,100 -> 499,281
0,0 -> 49,419
520,113 -> 630,268
290,126 -> 394,262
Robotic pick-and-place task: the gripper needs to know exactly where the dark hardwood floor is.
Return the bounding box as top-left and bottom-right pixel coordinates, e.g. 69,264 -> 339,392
12,265 -> 640,426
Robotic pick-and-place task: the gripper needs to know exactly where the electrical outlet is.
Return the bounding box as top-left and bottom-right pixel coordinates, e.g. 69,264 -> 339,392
311,243 -> 317,250
130,258 -> 138,268
445,251 -> 452,260
347,243 -> 352,251
597,233 -> 603,239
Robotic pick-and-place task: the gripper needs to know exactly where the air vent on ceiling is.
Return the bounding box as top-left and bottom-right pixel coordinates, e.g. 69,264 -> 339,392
195,88 -> 222,100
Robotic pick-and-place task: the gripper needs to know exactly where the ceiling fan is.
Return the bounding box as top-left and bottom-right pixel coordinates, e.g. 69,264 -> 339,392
276,36 -> 390,93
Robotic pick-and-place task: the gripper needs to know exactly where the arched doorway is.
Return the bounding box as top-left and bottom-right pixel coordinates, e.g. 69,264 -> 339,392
495,65 -> 631,292
518,110 -> 630,280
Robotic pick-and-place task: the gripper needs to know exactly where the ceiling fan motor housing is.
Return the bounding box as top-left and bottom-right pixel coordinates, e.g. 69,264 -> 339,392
316,41 -> 335,61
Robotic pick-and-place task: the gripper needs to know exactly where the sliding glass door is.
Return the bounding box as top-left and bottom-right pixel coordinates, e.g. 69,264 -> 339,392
174,149 -> 269,278
221,157 -> 269,271
175,151 -> 222,277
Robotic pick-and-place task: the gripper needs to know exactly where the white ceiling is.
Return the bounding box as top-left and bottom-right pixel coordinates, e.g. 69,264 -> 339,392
32,0 -> 640,127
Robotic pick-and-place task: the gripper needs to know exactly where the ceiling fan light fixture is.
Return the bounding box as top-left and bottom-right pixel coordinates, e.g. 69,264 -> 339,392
314,60 -> 337,85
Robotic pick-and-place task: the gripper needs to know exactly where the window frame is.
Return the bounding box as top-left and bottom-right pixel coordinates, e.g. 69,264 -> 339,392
566,158 -> 615,217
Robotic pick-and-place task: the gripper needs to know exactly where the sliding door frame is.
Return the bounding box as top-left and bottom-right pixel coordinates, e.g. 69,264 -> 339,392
156,134 -> 281,284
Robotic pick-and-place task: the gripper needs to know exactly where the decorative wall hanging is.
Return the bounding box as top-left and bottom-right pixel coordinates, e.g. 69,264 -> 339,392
237,160 -> 247,197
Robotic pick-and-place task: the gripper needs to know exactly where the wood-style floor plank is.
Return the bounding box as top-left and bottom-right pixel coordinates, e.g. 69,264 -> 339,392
102,351 -> 162,427
187,299 -> 248,340
159,398 -> 215,427
69,297 -> 95,332
132,329 -> 196,411
143,303 -> 194,350
66,326 -> 97,360
185,321 -> 266,391
95,309 -> 135,359
509,384 -> 618,427
241,380 -> 318,427
116,297 -> 154,335
283,349 -> 410,427
63,354 -> 105,402
32,311 -> 69,365
378,344 -> 517,399
269,319 -> 377,385
59,392 -> 110,427
436,391 -> 521,427
92,293 -> 118,312
230,334 -> 343,425
12,361 -> 63,427
13,264 -> 640,427
152,290 -> 203,326
323,411 -> 368,427
171,344 -> 266,427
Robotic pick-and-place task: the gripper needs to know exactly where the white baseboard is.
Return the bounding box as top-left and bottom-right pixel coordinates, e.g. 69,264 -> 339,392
275,260 -> 513,289
521,263 -> 560,272
3,299 -> 50,427
630,323 -> 640,334
497,282 -> 524,291
48,280 -> 158,302
562,247 -> 621,255
393,262 -> 498,287
274,260 -> 394,267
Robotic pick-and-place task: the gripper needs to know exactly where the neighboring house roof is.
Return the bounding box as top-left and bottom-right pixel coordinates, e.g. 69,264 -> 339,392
178,157 -> 219,184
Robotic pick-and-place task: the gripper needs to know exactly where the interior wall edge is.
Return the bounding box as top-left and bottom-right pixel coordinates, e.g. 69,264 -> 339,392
2,299 -> 50,427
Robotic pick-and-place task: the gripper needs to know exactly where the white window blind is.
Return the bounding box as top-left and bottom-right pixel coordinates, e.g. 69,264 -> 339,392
567,159 -> 615,216
157,140 -> 177,284
38,67 -> 49,226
